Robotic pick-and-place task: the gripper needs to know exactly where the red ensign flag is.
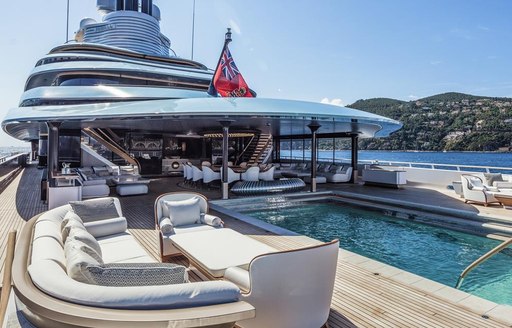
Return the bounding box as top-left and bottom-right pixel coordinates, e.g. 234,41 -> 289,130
212,45 -> 253,97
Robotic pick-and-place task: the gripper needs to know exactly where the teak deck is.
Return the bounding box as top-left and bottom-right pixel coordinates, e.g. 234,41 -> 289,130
1,165 -> 509,327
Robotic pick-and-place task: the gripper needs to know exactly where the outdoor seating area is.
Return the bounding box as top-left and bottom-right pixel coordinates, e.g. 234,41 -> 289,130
12,196 -> 255,327
278,162 -> 353,184
460,174 -> 512,207
154,192 -> 339,328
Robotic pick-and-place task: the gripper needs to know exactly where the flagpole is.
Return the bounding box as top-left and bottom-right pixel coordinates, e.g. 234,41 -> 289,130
207,28 -> 232,96
65,0 -> 70,42
191,0 -> 196,60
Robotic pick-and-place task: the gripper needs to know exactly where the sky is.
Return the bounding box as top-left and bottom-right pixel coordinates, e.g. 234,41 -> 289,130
1,0 -> 512,146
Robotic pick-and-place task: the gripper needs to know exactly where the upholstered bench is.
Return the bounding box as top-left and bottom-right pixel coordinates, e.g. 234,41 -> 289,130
303,176 -> 327,184
113,177 -> 150,196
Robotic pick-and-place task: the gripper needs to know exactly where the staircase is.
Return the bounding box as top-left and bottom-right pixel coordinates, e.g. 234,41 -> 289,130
82,128 -> 140,170
248,134 -> 273,165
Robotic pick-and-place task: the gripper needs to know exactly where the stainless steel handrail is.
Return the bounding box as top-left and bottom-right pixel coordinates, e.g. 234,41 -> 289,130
455,238 -> 512,289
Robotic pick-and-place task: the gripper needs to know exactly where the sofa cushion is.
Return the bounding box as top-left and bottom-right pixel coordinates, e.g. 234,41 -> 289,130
201,214 -> 223,227
65,239 -> 103,283
97,232 -> 155,263
29,260 -> 241,309
67,228 -> 102,257
70,198 -> 119,222
483,173 -> 504,186
32,236 -> 67,270
85,263 -> 188,287
163,197 -> 201,227
61,211 -> 83,230
61,218 -> 87,244
159,217 -> 174,234
83,216 -> 127,238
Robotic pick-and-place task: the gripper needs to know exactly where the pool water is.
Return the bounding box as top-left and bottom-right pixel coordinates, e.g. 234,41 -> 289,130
240,201 -> 512,305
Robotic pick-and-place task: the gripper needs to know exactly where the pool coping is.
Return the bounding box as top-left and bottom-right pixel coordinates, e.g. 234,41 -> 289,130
211,192 -> 512,326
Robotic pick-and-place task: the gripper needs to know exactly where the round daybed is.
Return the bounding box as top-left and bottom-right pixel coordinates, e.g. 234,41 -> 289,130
230,178 -> 306,196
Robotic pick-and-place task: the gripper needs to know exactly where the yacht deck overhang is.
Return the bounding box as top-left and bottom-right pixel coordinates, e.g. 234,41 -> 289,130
2,97 -> 402,141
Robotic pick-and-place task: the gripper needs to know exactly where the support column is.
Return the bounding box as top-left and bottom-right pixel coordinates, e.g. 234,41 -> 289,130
220,120 -> 233,199
308,121 -> 321,192
351,134 -> 359,183
47,121 -> 61,178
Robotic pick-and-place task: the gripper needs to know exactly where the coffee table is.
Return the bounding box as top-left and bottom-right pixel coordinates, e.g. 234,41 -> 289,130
170,228 -> 276,278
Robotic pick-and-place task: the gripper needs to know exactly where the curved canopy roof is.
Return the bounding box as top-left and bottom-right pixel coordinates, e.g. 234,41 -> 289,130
2,97 -> 402,141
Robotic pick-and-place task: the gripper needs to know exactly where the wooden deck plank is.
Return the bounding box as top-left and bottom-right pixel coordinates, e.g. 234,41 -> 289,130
0,171 -> 508,327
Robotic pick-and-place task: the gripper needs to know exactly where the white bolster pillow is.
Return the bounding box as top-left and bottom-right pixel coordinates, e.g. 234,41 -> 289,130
202,214 -> 223,227
159,217 -> 174,234
84,217 -> 127,238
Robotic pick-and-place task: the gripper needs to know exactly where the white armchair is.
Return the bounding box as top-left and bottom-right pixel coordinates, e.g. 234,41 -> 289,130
202,165 -> 221,185
220,167 -> 241,184
224,240 -> 339,328
154,192 -> 224,260
241,166 -> 260,181
191,165 -> 203,187
461,174 -> 501,206
322,166 -> 353,183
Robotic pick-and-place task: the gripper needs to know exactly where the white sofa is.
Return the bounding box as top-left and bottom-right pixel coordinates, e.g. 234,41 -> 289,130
224,240 -> 339,328
321,165 -> 353,183
155,192 -> 224,260
13,197 -> 254,327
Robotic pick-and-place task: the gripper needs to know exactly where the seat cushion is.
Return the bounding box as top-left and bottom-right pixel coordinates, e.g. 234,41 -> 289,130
97,232 -> 155,263
84,216 -> 128,238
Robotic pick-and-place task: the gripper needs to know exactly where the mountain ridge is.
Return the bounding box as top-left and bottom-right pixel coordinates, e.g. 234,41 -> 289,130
346,92 -> 512,151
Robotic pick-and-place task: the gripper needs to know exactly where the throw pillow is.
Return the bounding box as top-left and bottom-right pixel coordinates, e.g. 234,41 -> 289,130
162,197 -> 201,227
69,198 -> 119,222
61,211 -> 83,231
84,263 -> 188,286
483,173 -> 503,186
61,219 -> 87,243
66,228 -> 102,257
65,239 -> 103,283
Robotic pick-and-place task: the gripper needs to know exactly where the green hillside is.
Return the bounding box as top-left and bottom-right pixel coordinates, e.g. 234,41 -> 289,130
347,92 -> 512,151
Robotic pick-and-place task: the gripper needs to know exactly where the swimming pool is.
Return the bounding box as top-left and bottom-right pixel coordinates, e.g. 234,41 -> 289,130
230,199 -> 512,305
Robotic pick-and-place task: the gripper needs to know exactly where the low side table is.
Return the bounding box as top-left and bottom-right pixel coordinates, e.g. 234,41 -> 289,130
494,193 -> 512,208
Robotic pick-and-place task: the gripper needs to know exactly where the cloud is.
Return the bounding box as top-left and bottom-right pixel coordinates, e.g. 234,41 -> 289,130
229,19 -> 241,35
321,98 -> 344,106
430,60 -> 442,66
477,25 -> 490,31
408,95 -> 418,100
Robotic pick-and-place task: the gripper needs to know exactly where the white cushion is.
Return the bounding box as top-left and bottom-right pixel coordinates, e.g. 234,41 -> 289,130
201,214 -> 223,227
224,266 -> 250,292
163,197 -> 201,227
97,232 -> 153,263
28,260 -> 241,309
84,216 -> 127,238
60,211 -> 83,231
33,220 -> 63,247
65,239 -> 103,283
67,228 -> 102,257
31,236 -> 66,270
61,219 -> 87,244
159,217 -> 174,234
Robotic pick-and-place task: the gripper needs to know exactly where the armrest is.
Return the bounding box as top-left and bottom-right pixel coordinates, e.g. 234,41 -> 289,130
201,214 -> 224,227
159,217 -> 174,234
224,266 -> 250,293
483,185 -> 500,192
82,179 -> 107,186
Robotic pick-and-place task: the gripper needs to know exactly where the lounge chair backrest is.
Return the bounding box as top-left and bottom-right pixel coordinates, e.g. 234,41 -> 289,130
464,175 -> 484,189
242,166 -> 260,181
240,240 -> 339,328
154,192 -> 208,224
